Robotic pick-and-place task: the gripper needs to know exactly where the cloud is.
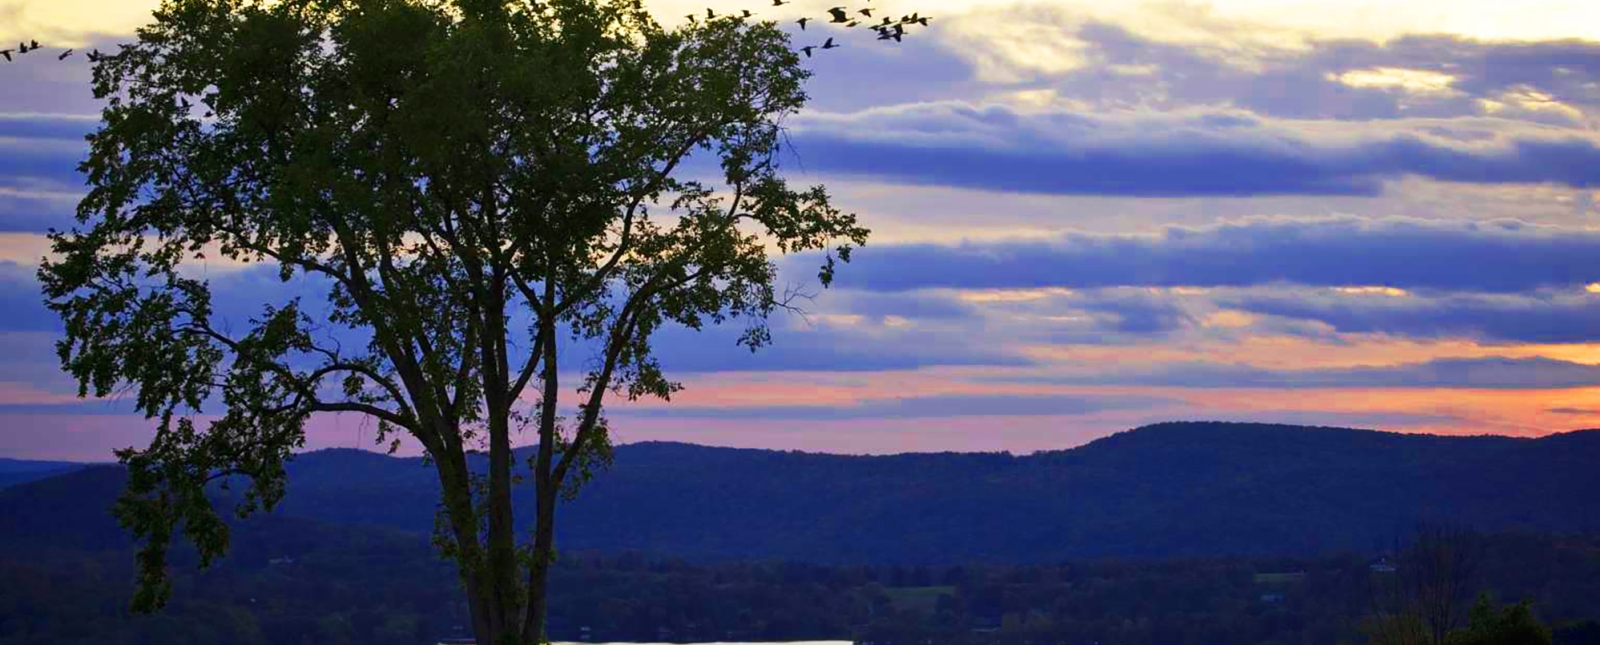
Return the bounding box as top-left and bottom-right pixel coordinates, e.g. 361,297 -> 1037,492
816,216 -> 1600,294
647,315 -> 1031,373
1225,289 -> 1600,344
609,392 -> 1170,420
0,113 -> 98,233
786,101 -> 1600,196
1067,356 -> 1600,390
0,400 -> 140,416
935,9 -> 1600,125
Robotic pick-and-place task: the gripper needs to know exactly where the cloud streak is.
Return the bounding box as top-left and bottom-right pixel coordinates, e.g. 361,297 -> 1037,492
1031,356 -> 1600,390
787,103 -> 1600,196
610,392 -> 1171,420
821,216 -> 1600,294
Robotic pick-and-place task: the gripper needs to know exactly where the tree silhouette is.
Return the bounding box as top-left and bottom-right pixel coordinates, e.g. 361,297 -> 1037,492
38,0 -> 868,643
1368,523 -> 1483,645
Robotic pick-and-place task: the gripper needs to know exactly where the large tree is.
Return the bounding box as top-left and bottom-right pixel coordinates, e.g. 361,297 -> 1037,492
39,0 -> 867,642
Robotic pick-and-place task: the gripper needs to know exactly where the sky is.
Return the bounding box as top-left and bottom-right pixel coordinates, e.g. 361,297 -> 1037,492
4,0 -> 1600,460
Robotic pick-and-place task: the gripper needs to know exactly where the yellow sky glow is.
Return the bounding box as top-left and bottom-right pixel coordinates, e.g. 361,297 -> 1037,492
5,0 -> 1599,47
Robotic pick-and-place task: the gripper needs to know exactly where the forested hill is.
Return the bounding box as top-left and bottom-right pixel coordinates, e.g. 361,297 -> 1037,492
0,457 -> 84,490
6,422 -> 1600,562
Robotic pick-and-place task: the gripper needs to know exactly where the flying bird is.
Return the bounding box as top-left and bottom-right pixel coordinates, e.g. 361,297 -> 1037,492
741,9 -> 753,17
800,45 -> 816,57
772,0 -> 788,5
57,49 -> 73,60
858,7 -> 873,16
18,42 -> 30,54
796,17 -> 810,29
827,7 -> 848,22
821,37 -> 838,49
86,48 -> 104,62
845,20 -> 859,27
706,7 -> 715,18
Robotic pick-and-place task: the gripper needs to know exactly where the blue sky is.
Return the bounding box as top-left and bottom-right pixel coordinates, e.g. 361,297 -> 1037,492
3,0 -> 1600,459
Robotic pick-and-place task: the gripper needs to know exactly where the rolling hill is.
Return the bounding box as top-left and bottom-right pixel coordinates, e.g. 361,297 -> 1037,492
4,422 -> 1599,563
0,457 -> 86,490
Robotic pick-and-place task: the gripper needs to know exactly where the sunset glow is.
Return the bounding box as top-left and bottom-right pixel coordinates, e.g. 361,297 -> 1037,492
4,0 -> 1600,460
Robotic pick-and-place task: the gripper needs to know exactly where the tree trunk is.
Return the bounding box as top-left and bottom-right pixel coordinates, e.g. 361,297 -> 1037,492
521,486 -> 559,643
486,407 -> 520,643
436,449 -> 498,645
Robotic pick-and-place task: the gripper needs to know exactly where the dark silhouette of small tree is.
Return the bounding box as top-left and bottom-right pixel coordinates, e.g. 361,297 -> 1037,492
38,0 -> 867,643
1368,523 -> 1483,645
1448,595 -> 1551,645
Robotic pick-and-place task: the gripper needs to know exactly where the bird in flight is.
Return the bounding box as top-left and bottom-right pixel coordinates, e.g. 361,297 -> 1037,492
858,8 -> 873,17
57,49 -> 73,60
797,17 -> 810,29
741,9 -> 753,18
772,0 -> 788,5
827,7 -> 849,22
706,7 -> 715,18
800,45 -> 816,57
821,37 -> 838,49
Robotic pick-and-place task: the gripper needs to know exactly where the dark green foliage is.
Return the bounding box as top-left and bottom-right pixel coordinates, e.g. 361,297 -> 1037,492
1449,597 -> 1553,645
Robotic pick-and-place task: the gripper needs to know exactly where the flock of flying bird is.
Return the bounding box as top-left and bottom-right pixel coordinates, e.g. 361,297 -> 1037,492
0,39 -> 110,63
691,0 -> 933,56
1,1 -> 930,66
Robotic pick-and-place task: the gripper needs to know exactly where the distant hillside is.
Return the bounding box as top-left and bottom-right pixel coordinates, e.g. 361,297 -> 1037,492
0,457 -> 86,490
5,422 -> 1600,562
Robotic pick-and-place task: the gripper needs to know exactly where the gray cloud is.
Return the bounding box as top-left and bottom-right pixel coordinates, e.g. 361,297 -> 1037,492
1054,356 -> 1600,390
647,316 -> 1031,373
609,392 -> 1171,420
957,15 -> 1600,125
786,101 -> 1600,196
813,216 -> 1600,294
0,113 -> 97,232
1225,290 -> 1600,344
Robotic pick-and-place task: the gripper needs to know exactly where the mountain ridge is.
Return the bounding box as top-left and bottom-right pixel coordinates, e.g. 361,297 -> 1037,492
5,422 -> 1599,563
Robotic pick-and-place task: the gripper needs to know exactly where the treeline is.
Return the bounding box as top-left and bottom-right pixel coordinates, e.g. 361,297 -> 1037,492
5,527 -> 1600,645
